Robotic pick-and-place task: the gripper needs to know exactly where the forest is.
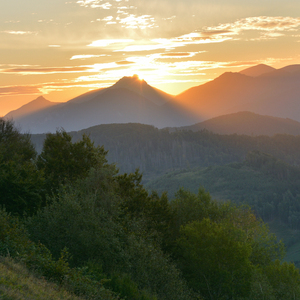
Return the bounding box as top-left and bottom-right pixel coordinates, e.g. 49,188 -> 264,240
1,118 -> 300,299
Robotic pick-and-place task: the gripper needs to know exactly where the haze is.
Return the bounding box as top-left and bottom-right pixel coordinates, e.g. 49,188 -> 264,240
1,0 -> 300,116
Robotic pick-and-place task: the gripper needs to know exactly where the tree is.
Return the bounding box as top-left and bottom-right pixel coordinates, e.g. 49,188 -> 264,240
177,218 -> 253,300
37,130 -> 109,194
0,118 -> 44,215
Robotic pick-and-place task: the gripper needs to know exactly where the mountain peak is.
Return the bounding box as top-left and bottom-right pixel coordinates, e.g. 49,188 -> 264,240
112,74 -> 147,89
109,74 -> 173,105
33,96 -> 49,103
4,95 -> 58,119
239,64 -> 276,77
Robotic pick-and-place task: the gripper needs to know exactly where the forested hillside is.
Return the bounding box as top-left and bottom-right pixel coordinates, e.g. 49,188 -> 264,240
2,118 -> 300,300
146,151 -> 300,227
31,123 -> 300,179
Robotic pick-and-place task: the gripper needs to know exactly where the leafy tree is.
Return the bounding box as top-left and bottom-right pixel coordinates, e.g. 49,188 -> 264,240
117,170 -> 174,246
0,118 -> 44,215
37,130 -> 109,194
264,260 -> 300,300
177,218 -> 253,299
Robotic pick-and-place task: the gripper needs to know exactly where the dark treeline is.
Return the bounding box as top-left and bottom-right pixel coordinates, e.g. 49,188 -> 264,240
2,118 -> 300,300
31,123 -> 300,177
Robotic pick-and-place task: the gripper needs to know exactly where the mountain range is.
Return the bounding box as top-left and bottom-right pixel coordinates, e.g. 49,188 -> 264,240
4,64 -> 300,134
5,75 -> 198,133
175,64 -> 300,122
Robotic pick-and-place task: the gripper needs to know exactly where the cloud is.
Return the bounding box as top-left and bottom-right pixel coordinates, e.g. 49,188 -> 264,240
118,14 -> 158,29
70,54 -> 108,60
116,32 -> 232,52
116,60 -> 135,65
0,66 -> 92,75
77,0 -> 112,9
0,85 -> 41,96
88,39 -> 134,47
159,52 -> 198,58
2,31 -> 37,35
204,16 -> 300,36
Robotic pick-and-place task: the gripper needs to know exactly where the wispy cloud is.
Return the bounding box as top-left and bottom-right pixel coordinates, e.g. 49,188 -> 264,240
76,0 -> 112,9
2,31 -> 37,35
118,14 -> 158,29
0,66 -> 92,75
204,16 -> 300,38
88,39 -> 134,47
70,54 -> 109,60
116,31 -> 232,52
0,85 -> 41,96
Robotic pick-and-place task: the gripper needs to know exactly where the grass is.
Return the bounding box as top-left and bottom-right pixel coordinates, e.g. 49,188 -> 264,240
0,256 -> 84,300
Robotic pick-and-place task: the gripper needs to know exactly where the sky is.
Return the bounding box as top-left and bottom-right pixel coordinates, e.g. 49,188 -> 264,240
1,0 -> 300,116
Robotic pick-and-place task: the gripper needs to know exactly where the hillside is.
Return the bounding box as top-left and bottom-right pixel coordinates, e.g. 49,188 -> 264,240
146,150 -> 300,262
30,123 -> 300,178
178,111 -> 300,136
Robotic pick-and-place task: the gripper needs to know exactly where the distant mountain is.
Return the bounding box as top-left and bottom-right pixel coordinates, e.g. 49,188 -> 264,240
178,111 -> 300,136
175,64 -> 300,122
239,64 -> 276,77
9,75 -> 198,133
4,96 -> 59,120
280,64 -> 300,74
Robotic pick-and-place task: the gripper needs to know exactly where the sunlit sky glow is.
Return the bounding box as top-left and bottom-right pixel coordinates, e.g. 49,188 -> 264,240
1,0 -> 300,115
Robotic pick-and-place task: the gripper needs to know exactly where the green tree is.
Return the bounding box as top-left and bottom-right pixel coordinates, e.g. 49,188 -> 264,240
264,260 -> 300,300
37,130 -> 108,194
0,118 -> 44,215
117,170 -> 174,246
177,218 -> 253,299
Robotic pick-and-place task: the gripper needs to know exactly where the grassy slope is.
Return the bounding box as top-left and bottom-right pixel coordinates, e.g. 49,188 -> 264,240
0,257 -> 84,300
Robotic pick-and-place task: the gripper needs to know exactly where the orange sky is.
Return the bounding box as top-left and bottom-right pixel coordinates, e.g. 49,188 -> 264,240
1,0 -> 300,116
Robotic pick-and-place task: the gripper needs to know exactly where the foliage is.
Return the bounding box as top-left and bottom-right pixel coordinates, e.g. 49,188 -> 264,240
117,170 -> 174,246
177,218 -> 253,299
0,118 -> 44,215
27,168 -> 193,300
169,188 -> 291,300
37,129 -> 109,194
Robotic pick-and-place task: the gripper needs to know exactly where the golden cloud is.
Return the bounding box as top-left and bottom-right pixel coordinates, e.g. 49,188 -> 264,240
88,39 -> 134,47
70,54 -> 108,60
1,66 -> 91,75
205,16 -> 300,34
2,31 -> 37,35
0,85 -> 41,96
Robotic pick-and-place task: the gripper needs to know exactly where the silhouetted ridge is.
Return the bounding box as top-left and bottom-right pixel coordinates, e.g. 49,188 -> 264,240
239,64 -> 276,77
